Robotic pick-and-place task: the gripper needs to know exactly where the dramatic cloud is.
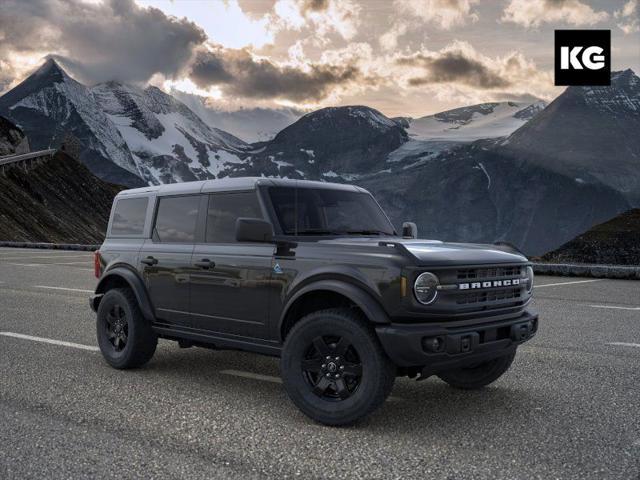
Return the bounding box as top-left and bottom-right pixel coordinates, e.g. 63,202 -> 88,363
394,41 -> 556,103
0,0 -> 205,86
615,0 -> 639,34
379,22 -> 409,51
501,0 -> 609,28
395,0 -> 479,30
273,0 -> 361,40
189,46 -> 361,102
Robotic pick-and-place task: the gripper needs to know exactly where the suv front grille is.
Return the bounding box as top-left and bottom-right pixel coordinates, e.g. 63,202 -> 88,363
457,266 -> 522,280
456,287 -> 522,305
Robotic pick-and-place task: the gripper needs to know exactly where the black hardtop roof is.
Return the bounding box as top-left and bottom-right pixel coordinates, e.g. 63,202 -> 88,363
116,177 -> 368,198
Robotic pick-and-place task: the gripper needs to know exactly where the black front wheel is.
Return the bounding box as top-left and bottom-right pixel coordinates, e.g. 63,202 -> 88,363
281,308 -> 395,426
96,288 -> 157,369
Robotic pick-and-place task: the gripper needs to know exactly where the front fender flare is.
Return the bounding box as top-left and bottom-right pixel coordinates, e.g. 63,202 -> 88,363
279,279 -> 391,337
94,267 -> 155,323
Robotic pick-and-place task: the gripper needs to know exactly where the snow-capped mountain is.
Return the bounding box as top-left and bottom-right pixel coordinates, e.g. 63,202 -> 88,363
172,90 -> 302,143
222,105 -> 408,181
91,81 -> 248,184
502,69 -> 640,203
0,59 -> 142,186
357,70 -> 640,255
405,101 -> 546,142
0,59 -> 252,186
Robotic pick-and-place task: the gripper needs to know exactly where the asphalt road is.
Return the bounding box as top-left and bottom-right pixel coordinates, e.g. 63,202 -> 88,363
0,247 -> 638,479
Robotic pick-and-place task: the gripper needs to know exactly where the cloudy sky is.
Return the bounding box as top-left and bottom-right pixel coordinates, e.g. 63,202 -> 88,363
1,0 -> 638,117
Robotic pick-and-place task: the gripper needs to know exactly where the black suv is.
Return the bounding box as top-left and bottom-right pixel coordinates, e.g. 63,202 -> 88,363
91,177 -> 537,425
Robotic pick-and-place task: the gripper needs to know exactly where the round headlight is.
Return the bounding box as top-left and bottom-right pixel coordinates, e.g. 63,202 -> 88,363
526,266 -> 534,293
414,272 -> 439,305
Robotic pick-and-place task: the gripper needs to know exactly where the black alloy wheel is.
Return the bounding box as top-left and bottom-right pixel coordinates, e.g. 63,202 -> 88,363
301,335 -> 363,400
281,308 -> 396,426
104,304 -> 129,352
96,288 -> 157,369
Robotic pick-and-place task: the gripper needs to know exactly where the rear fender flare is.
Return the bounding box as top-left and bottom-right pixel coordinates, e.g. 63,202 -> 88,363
95,267 -> 155,323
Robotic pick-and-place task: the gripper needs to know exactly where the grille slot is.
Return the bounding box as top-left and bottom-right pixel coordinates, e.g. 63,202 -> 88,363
456,287 -> 521,305
457,266 -> 522,280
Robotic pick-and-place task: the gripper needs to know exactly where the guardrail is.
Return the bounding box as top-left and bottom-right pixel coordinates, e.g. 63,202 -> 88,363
0,148 -> 57,173
0,241 -> 99,251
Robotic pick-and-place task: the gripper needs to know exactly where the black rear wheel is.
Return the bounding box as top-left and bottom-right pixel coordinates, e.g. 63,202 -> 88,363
281,308 -> 395,426
96,288 -> 157,369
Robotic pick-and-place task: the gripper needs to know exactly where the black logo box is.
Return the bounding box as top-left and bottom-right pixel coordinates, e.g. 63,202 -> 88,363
555,30 -> 611,86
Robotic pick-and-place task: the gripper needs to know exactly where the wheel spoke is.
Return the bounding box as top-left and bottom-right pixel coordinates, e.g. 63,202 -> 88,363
334,378 -> 350,399
333,336 -> 350,356
313,376 -> 331,396
113,336 -> 121,349
312,336 -> 331,356
301,357 -> 323,373
107,330 -> 116,340
341,362 -> 362,377
120,332 -> 127,344
105,313 -> 116,325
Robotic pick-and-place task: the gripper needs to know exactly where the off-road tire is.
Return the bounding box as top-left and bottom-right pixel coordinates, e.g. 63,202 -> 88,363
281,308 -> 395,426
96,288 -> 157,369
437,350 -> 516,390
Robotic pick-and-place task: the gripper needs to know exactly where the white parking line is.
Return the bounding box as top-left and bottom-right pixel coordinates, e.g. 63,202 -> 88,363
221,369 -> 283,383
0,332 -> 99,351
34,285 -> 94,293
588,305 -> 640,311
607,342 -> 640,348
534,279 -> 603,288
8,262 -> 93,271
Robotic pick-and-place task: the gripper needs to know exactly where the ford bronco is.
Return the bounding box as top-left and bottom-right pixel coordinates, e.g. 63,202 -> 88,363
90,177 -> 537,425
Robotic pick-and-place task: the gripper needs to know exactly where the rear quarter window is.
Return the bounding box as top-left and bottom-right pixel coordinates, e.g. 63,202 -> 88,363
154,195 -> 200,243
110,197 -> 148,236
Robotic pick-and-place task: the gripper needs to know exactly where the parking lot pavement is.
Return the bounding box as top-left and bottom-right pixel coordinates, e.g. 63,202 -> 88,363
0,247 -> 639,479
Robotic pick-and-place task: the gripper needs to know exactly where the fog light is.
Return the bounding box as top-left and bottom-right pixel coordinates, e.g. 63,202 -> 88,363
422,336 -> 444,352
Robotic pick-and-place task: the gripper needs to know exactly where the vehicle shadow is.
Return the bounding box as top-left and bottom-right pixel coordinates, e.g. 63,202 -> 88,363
140,344 -> 549,434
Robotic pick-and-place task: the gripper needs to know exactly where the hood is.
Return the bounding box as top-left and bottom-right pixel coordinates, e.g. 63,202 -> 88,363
317,237 -> 528,266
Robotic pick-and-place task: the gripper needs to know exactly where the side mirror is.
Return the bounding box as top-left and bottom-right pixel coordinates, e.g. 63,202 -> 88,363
402,221 -> 418,239
236,218 -> 274,243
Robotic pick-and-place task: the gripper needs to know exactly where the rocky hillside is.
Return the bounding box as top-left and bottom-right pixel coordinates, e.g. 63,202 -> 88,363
540,209 -> 640,265
0,149 -> 120,243
0,116 -> 29,156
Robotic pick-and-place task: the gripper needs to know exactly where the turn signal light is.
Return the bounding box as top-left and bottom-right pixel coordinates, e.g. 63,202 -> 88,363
94,250 -> 102,278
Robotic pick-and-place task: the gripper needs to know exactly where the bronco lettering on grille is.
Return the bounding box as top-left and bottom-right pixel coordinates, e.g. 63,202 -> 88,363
459,279 -> 521,290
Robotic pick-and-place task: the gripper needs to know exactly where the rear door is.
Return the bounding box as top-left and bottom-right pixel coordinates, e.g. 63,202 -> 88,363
139,194 -> 202,327
189,191 -> 274,339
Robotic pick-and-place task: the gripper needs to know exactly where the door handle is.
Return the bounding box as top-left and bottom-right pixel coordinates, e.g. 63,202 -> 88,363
194,259 -> 215,269
141,256 -> 158,266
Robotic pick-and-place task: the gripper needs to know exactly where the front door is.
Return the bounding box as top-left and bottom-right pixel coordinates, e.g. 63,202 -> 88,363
139,194 -> 201,326
189,191 -> 274,339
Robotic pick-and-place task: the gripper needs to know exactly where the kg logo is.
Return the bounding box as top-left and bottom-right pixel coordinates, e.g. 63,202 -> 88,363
555,30 -> 610,86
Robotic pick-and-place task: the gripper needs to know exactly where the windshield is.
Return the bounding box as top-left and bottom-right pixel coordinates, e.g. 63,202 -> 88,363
268,186 -> 396,236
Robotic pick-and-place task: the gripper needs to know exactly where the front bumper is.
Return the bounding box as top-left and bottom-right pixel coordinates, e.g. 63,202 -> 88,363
376,310 -> 538,375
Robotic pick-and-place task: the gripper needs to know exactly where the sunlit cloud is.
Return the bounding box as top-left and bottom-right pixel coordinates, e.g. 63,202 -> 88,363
501,0 -> 609,28
395,0 -> 479,30
615,0 -> 639,34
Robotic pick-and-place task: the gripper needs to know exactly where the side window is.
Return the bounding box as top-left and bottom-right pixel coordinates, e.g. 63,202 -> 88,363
154,195 -> 200,243
110,197 -> 148,236
206,192 -> 262,243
